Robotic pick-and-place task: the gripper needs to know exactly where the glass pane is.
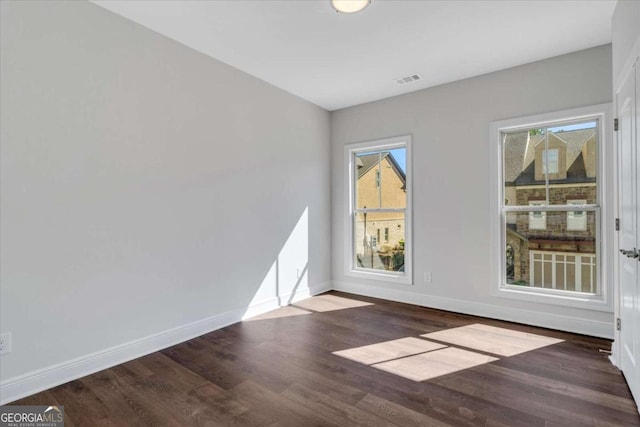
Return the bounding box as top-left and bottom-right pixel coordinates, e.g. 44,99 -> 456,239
555,262 -> 565,289
502,120 -> 598,207
580,263 -> 592,293
354,212 -> 405,272
543,260 -> 552,288
503,131 -> 530,207
566,258 -> 576,291
504,210 -> 597,294
580,256 -> 596,294
547,120 -> 598,205
355,148 -> 406,209
543,149 -> 559,174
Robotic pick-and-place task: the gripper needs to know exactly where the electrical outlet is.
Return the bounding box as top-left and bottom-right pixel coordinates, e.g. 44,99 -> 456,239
424,272 -> 432,283
0,332 -> 12,355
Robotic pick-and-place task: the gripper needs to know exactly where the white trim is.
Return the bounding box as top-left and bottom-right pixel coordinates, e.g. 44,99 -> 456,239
344,135 -> 413,285
0,281 -> 331,405
496,283 -> 610,311
333,280 -> 614,339
279,281 -> 332,307
489,103 -> 614,313
610,46 -> 639,391
515,182 -> 596,190
609,354 -> 620,369
613,35 -> 640,93
506,205 -> 598,212
241,298 -> 282,320
494,105 -> 609,133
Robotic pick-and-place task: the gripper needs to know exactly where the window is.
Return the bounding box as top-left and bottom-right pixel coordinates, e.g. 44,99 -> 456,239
528,201 -> 546,230
346,135 -> 411,284
567,200 -> 587,231
490,104 -> 611,310
543,149 -> 559,174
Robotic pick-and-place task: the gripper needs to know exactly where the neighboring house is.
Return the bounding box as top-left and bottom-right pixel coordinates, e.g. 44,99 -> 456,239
355,152 -> 406,270
504,128 -> 597,292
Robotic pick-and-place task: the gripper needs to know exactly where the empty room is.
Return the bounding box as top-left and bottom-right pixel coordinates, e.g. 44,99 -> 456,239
1,0 -> 640,425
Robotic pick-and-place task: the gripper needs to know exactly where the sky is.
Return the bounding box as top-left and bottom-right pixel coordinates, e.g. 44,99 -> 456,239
358,148 -> 407,173
389,148 -> 406,173
548,121 -> 596,133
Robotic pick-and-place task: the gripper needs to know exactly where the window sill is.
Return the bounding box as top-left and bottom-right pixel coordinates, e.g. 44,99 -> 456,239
493,284 -> 611,312
345,268 -> 413,286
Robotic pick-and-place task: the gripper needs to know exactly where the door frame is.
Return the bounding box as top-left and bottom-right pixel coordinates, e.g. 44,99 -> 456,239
611,40 -> 640,391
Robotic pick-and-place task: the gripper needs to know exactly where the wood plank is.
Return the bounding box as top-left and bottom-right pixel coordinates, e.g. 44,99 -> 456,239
355,393 -> 454,427
230,380 -> 341,427
436,367 -> 639,426
281,383 -> 396,427
8,291 -> 638,426
482,363 -> 639,415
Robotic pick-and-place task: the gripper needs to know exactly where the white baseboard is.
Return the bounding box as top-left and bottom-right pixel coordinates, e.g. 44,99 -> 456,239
0,282 -> 331,405
282,281 -> 333,306
241,298 -> 282,320
332,280 -> 614,339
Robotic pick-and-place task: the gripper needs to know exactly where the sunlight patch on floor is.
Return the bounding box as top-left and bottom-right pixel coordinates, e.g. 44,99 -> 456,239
332,337 -> 445,365
293,294 -> 373,312
244,306 -> 312,321
331,323 -> 565,382
372,347 -> 499,382
421,323 -> 564,357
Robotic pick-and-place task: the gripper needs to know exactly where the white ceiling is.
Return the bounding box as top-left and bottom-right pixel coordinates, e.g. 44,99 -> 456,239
93,0 -> 616,111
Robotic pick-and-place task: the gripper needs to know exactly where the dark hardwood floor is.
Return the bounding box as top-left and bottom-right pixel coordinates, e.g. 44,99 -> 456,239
12,291 -> 640,426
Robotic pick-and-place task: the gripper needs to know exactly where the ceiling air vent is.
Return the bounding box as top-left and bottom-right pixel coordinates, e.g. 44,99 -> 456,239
395,74 -> 421,85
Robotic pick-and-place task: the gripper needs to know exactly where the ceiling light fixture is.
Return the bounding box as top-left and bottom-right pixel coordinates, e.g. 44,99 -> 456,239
331,0 -> 370,14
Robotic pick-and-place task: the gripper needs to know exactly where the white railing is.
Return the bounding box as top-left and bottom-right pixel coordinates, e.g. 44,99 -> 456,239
529,250 -> 596,294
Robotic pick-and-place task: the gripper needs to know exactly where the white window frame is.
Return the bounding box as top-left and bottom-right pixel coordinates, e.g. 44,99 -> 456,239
345,135 -> 412,285
567,199 -> 588,231
489,104 -> 613,311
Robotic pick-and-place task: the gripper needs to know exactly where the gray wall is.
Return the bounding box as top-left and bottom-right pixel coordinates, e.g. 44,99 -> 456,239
331,45 -> 613,334
0,1 -> 330,382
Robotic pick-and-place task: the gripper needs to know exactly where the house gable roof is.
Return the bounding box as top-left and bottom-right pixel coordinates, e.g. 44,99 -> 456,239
356,152 -> 406,186
504,128 -> 596,186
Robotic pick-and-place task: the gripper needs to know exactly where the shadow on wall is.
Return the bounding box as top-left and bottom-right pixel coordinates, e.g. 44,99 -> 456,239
242,207 -> 310,319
